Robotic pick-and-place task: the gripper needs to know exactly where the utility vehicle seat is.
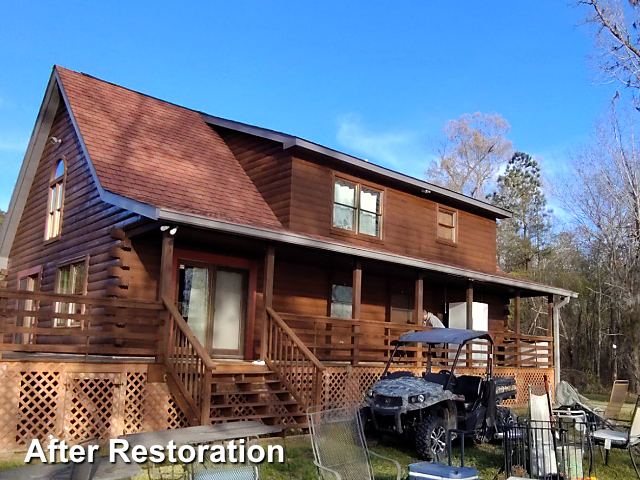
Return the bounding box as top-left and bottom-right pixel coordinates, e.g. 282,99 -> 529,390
454,375 -> 483,411
423,370 -> 456,389
385,371 -> 414,379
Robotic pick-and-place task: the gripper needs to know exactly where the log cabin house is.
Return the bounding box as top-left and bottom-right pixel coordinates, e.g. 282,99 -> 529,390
0,66 -> 576,449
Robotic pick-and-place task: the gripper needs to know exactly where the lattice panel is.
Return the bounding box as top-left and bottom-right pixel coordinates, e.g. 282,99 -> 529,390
323,366 -> 555,407
123,373 -> 188,434
63,373 -> 123,442
17,371 -> 63,445
0,362 -> 191,452
0,365 -> 27,450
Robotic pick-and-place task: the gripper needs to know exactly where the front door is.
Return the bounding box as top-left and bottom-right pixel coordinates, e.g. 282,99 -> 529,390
177,260 -> 248,358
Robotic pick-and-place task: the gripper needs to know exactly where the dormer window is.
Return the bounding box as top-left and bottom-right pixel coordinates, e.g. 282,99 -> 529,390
332,177 -> 383,238
45,159 -> 65,241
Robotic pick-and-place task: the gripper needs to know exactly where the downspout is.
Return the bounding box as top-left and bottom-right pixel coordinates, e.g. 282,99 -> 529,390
553,296 -> 571,386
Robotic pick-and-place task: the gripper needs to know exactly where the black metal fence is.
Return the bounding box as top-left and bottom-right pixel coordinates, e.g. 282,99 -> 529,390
503,419 -> 595,479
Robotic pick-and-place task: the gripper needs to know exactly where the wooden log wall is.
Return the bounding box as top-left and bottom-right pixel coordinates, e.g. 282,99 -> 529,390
214,127 -> 293,227
214,128 -> 499,274
288,156 -> 498,273
272,259 -> 509,335
5,102 -> 140,298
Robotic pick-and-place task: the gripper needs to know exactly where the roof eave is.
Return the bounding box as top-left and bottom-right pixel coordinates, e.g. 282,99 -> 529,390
157,208 -> 576,298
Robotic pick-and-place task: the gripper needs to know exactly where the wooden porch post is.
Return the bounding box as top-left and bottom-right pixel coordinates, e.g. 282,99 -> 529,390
351,259 -> 362,365
159,231 -> 174,362
465,281 -> 473,329
261,245 -> 275,360
414,273 -> 424,366
465,281 -> 473,367
514,291 -> 521,334
414,273 -> 424,325
159,231 -> 174,300
547,294 -> 554,368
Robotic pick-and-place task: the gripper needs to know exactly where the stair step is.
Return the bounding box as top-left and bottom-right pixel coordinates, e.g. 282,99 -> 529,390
212,378 -> 280,385
210,389 -> 291,397
210,412 -> 307,423
212,400 -> 299,408
213,364 -> 271,374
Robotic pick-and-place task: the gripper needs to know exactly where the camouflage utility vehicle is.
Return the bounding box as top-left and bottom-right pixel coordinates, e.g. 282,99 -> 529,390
362,328 -> 516,461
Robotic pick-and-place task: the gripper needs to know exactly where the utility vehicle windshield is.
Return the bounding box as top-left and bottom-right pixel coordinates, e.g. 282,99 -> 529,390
382,331 -> 494,388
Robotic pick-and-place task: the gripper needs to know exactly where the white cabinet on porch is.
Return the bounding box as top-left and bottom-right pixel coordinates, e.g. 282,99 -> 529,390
448,302 -> 489,367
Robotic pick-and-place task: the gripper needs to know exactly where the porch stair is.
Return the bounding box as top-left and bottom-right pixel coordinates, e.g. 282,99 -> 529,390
161,297 -> 316,430
208,363 -> 307,428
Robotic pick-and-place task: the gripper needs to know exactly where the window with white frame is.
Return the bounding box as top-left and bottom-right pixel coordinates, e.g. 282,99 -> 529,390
45,159 -> 65,240
55,260 -> 86,327
333,178 -> 382,237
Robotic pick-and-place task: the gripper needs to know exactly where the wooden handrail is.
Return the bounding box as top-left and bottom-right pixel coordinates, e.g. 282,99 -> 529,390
263,307 -> 326,409
0,289 -> 164,357
266,307 -> 325,371
162,296 -> 216,370
277,311 -> 553,369
162,296 -> 215,425
0,289 -> 163,309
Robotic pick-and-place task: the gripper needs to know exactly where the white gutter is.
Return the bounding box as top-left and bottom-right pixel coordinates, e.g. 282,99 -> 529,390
553,296 -> 571,385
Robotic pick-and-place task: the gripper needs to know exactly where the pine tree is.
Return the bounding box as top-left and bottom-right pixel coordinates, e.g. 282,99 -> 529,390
487,152 -> 551,274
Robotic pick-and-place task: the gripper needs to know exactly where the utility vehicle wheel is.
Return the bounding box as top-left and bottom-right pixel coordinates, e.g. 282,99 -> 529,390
494,406 -> 517,442
359,407 -> 376,439
472,425 -> 491,444
496,407 -> 517,432
415,416 -> 447,461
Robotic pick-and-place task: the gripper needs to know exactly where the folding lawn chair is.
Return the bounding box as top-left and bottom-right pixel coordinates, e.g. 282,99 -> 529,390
596,380 -> 629,424
307,403 -> 401,480
592,395 -> 640,478
528,386 -> 559,478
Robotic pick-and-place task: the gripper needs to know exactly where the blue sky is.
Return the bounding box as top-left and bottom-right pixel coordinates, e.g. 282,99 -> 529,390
0,1 -> 613,212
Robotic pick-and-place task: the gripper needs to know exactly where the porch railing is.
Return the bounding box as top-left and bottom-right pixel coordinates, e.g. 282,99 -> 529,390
263,307 -> 325,409
280,312 -> 553,369
162,296 -> 215,425
0,289 -> 164,358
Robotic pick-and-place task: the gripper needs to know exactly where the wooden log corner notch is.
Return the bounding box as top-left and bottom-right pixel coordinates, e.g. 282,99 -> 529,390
107,228 -> 132,297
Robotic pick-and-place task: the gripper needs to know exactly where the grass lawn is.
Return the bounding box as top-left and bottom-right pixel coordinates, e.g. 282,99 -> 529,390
260,434 -> 639,480
1,432 -> 638,479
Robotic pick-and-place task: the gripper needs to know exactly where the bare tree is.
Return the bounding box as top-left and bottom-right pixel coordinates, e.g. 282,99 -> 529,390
579,0 -> 640,102
561,102 -> 640,388
426,112 -> 512,198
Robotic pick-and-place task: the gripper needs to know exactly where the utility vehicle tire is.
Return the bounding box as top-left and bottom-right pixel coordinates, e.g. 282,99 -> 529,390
472,425 -> 491,445
415,416 -> 447,461
496,407 -> 517,429
494,407 -> 517,440
359,407 -> 376,439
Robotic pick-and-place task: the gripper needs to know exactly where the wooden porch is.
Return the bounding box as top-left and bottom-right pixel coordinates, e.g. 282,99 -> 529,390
0,287 -> 554,435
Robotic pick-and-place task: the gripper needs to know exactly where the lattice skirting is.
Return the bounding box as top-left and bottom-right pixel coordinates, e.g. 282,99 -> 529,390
322,366 -> 556,407
0,362 -> 188,453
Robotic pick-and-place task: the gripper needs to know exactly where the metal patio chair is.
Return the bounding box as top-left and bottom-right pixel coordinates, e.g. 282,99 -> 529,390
307,404 -> 401,480
596,380 -> 629,424
592,395 -> 640,478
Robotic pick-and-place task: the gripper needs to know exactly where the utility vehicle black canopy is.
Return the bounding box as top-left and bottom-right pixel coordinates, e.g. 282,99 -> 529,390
397,328 -> 493,345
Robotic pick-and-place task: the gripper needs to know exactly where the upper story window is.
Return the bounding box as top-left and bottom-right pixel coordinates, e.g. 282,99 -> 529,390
333,178 -> 383,237
436,205 -> 457,245
45,159 -> 66,241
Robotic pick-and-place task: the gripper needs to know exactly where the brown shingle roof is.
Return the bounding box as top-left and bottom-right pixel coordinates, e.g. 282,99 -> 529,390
56,66 -> 282,229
